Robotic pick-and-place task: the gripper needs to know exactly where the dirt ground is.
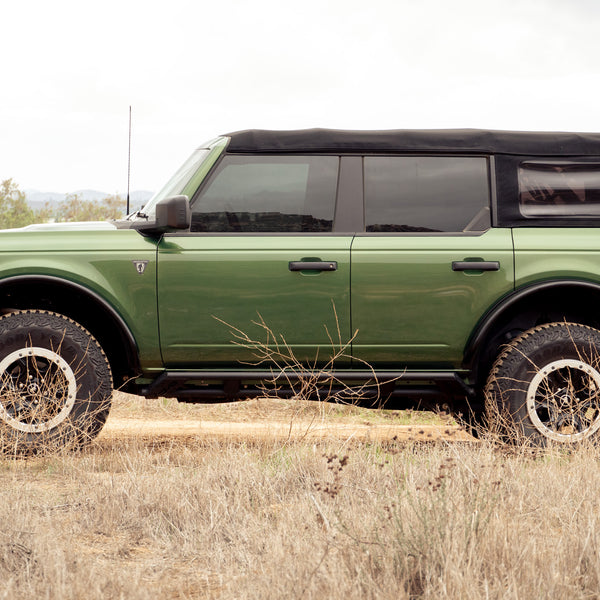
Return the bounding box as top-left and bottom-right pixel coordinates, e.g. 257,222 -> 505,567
100,393 -> 474,443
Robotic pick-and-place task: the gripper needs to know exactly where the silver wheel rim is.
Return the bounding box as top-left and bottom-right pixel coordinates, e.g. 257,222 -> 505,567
526,358 -> 600,442
0,347 -> 77,433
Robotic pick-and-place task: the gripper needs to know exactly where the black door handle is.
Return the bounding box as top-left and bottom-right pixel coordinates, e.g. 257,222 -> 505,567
452,261 -> 500,272
289,261 -> 338,272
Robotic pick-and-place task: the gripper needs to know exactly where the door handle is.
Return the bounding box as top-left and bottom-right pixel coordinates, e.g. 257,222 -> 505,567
289,261 -> 338,272
452,261 -> 500,272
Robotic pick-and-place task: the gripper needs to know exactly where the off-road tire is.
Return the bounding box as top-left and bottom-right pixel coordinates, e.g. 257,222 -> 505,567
485,322 -> 600,445
0,310 -> 113,454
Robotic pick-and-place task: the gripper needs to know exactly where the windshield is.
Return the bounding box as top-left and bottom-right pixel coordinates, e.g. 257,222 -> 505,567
138,137 -> 227,218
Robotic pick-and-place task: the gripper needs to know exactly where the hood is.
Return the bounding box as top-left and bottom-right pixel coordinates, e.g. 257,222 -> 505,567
2,221 -> 118,233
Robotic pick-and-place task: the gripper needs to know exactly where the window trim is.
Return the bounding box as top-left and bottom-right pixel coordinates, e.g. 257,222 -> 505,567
184,151 -> 495,236
333,156 -> 364,233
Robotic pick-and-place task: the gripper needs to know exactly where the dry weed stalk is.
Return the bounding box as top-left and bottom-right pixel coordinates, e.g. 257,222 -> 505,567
215,304 -> 391,408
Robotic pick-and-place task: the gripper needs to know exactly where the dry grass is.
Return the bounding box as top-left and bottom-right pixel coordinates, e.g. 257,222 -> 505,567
0,396 -> 597,598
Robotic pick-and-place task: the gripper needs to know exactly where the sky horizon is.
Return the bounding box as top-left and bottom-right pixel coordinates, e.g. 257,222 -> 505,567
2,0 -> 600,194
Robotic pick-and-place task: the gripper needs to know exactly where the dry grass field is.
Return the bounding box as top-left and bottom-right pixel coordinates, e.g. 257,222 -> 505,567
1,394 -> 600,599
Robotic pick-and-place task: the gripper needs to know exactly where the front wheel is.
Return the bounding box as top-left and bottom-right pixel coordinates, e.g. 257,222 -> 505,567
0,310 -> 113,453
484,322 -> 600,445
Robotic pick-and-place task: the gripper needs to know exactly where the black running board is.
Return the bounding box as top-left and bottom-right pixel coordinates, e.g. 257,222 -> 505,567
140,370 -> 474,403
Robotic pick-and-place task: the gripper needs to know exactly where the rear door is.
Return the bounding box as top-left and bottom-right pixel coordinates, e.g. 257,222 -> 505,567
351,155 -> 515,369
157,154 -> 352,367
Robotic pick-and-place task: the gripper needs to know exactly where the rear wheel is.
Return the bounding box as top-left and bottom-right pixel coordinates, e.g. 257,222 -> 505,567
0,310 -> 113,453
484,322 -> 600,445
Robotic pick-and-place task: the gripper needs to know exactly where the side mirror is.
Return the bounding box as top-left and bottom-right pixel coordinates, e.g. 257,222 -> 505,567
138,195 -> 190,235
155,195 -> 191,229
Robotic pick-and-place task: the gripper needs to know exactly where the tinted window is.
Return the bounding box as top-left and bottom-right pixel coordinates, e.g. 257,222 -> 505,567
519,162 -> 600,218
364,157 -> 490,232
191,155 -> 339,232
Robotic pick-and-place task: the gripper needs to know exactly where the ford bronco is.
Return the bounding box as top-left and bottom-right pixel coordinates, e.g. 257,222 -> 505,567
3,128 -> 600,450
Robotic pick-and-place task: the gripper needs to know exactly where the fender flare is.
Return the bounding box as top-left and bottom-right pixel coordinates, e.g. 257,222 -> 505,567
463,279 -> 600,371
0,274 -> 140,373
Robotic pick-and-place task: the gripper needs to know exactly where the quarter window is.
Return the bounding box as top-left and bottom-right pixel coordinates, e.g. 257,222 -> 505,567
519,162 -> 600,218
191,155 -> 339,232
364,156 -> 490,232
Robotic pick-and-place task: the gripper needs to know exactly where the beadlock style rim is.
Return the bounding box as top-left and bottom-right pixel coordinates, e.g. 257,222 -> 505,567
0,347 -> 77,433
526,358 -> 600,442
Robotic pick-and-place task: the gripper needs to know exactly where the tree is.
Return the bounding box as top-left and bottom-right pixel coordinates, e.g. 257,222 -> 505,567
0,180 -> 128,227
0,179 -> 35,229
40,193 -> 127,222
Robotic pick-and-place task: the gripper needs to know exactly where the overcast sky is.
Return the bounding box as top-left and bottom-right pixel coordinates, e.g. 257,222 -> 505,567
2,0 -> 600,194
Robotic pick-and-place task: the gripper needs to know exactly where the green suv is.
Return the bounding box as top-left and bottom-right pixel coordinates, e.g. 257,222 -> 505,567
4,128 -> 600,450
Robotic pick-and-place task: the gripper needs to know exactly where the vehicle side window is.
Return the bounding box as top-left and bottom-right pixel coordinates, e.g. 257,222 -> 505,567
519,162 -> 600,218
364,156 -> 490,232
190,155 -> 339,233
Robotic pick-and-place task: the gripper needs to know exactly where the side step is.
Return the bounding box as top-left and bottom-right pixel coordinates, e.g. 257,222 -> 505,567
140,370 -> 474,404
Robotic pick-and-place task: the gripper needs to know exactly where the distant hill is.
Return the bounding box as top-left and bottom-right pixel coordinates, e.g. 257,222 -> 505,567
24,189 -> 154,212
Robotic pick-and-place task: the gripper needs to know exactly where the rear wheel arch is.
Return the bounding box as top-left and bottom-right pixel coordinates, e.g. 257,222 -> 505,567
465,280 -> 600,386
0,275 -> 140,389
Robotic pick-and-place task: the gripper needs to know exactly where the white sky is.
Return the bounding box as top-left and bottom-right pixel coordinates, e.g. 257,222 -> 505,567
1,0 -> 600,193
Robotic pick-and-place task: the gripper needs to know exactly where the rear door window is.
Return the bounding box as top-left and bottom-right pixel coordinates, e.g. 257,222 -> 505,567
363,156 -> 490,232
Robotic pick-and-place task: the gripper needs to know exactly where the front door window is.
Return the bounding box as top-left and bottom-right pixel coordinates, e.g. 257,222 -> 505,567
191,155 -> 339,233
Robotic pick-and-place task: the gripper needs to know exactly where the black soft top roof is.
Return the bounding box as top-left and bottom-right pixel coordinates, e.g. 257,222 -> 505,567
224,128 -> 600,156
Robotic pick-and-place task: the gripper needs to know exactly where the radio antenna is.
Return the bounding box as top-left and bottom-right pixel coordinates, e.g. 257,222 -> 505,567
126,105 -> 132,215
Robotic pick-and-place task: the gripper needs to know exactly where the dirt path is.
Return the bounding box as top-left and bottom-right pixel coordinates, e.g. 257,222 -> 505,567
101,416 -> 473,442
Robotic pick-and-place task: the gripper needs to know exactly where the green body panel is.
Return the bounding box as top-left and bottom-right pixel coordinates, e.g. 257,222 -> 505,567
350,229 -> 515,368
157,235 -> 352,366
513,228 -> 600,287
0,229 -> 162,368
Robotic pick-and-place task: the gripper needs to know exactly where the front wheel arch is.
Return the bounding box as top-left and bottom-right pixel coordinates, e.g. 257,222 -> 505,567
0,275 -> 140,389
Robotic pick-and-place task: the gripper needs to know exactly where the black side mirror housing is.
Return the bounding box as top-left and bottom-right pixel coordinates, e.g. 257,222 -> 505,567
155,195 -> 191,229
138,195 -> 191,236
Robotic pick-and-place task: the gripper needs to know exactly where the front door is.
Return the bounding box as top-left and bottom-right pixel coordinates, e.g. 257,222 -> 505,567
157,154 -> 351,368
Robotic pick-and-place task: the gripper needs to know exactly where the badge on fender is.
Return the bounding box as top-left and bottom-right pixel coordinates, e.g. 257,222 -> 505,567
132,260 -> 149,275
